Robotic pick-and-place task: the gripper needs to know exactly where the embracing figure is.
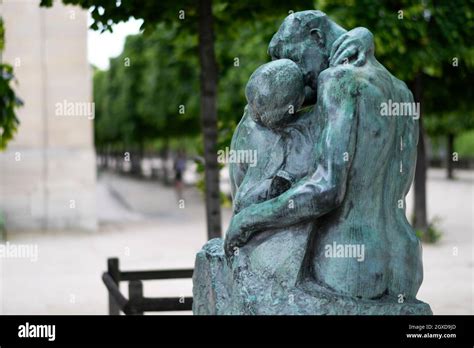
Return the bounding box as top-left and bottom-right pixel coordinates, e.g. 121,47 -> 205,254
193,10 -> 432,315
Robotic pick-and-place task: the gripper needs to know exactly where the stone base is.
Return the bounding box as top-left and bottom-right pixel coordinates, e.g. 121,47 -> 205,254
192,238 -> 433,315
0,148 -> 97,232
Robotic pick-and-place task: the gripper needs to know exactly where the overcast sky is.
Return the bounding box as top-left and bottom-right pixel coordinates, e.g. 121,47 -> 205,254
87,13 -> 143,70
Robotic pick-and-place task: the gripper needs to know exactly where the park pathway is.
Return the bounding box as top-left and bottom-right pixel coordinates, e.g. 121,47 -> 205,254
0,169 -> 472,314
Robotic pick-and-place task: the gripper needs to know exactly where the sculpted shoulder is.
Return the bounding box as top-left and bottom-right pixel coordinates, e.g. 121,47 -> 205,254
318,64 -> 379,98
232,107 -> 253,149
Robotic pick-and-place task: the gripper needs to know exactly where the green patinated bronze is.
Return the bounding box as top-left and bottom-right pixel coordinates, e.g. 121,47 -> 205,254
193,10 -> 432,315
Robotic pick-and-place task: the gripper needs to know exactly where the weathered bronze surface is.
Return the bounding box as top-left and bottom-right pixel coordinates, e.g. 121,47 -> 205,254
193,10 -> 432,315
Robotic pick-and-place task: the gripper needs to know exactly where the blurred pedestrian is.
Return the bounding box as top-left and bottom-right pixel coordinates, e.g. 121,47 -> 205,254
174,149 -> 187,201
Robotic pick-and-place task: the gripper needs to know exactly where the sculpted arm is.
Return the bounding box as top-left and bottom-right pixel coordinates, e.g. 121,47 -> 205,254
229,108 -> 250,200
225,69 -> 360,255
329,27 -> 374,67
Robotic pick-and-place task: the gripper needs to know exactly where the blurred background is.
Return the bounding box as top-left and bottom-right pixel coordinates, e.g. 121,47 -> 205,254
0,0 -> 473,314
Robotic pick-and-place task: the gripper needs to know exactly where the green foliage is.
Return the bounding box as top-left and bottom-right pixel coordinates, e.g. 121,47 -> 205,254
455,130 -> 474,157
0,210 -> 5,240
415,216 -> 442,244
0,18 -> 4,51
42,0 -> 314,153
318,0 -> 474,78
0,18 -> 22,150
46,0 -> 474,150
90,5 -> 300,152
40,0 -> 313,34
317,0 -> 474,136
93,23 -> 201,152
216,17 -> 278,149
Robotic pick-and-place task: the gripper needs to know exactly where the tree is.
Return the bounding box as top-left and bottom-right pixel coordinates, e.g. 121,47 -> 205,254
316,0 -> 474,234
41,0 -> 313,240
40,0 -> 225,238
0,18 -> 22,150
423,64 -> 474,179
93,25 -> 201,178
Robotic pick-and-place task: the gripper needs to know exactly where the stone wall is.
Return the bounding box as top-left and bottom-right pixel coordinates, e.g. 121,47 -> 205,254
0,0 -> 97,231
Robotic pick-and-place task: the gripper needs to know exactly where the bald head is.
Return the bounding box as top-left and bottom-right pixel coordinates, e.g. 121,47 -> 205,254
246,59 -> 305,130
268,11 -> 346,104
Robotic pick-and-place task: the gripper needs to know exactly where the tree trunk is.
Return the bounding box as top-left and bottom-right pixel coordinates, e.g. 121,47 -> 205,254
446,133 -> 454,180
160,139 -> 170,185
130,145 -> 144,177
198,0 -> 222,239
413,74 -> 428,233
106,146 -> 113,169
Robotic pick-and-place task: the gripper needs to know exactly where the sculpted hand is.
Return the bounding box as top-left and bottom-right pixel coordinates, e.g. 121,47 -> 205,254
329,27 -> 374,67
224,212 -> 249,257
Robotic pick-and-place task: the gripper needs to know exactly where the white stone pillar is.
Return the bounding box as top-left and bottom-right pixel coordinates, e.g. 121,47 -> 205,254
0,0 -> 97,232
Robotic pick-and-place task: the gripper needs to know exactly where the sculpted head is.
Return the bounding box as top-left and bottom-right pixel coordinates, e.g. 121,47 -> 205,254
268,10 -> 346,104
245,59 -> 305,130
